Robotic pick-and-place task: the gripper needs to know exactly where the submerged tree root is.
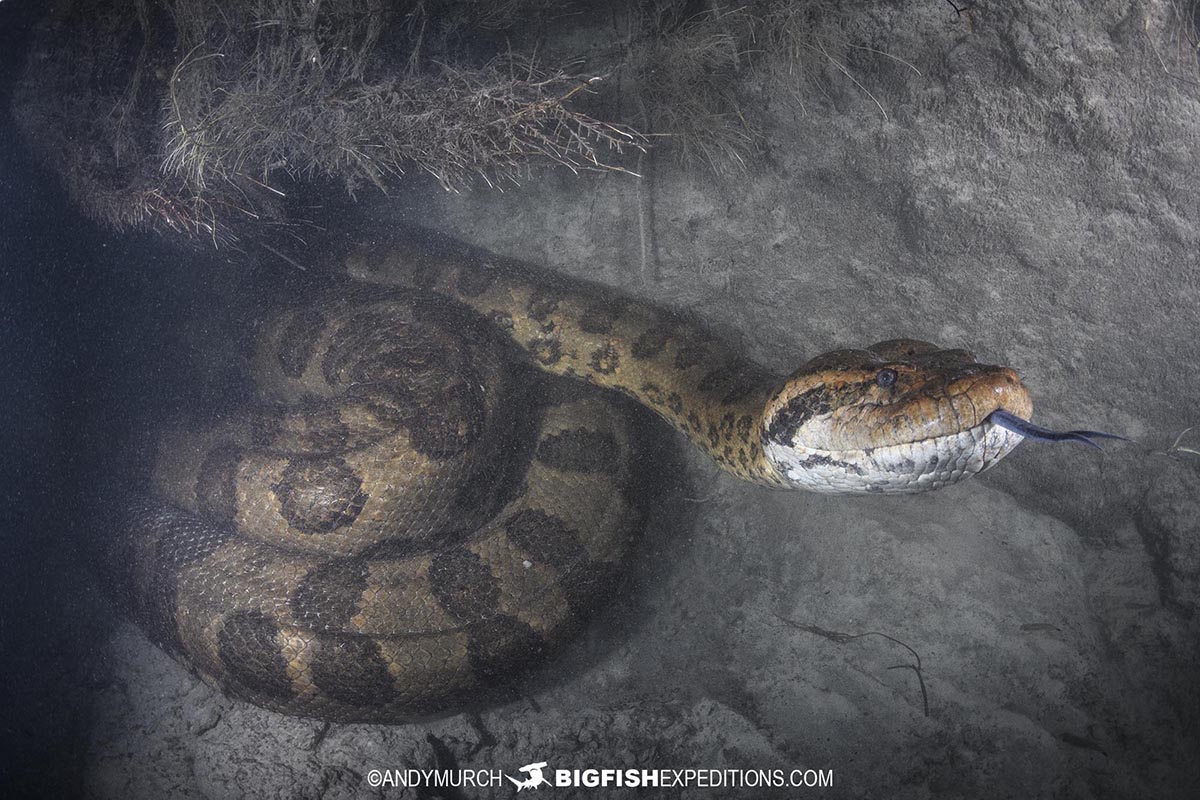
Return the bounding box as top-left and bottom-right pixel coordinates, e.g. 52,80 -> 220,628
15,0 -> 895,248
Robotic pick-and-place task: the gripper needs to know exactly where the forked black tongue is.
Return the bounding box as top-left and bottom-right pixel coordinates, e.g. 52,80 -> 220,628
987,409 -> 1130,450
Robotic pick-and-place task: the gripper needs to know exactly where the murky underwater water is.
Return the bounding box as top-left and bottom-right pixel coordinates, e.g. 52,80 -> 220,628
4,3 -> 1200,799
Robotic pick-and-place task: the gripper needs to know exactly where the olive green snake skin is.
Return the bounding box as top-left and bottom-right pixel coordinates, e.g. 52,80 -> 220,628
109,229 -> 1032,722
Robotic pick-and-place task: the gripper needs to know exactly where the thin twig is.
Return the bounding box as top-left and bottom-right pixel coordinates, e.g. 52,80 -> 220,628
774,615 -> 931,717
258,241 -> 308,271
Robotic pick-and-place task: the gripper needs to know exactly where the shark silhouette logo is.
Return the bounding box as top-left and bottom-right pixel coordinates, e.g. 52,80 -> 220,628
506,761 -> 551,791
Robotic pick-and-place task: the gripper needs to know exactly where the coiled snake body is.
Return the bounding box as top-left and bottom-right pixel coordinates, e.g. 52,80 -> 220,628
111,230 -> 1032,722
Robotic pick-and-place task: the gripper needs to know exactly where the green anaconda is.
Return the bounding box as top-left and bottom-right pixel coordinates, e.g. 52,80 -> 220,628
110,229 -> 1032,722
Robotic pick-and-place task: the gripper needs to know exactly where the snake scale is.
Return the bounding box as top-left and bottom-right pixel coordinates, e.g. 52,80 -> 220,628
109,229 -> 1032,722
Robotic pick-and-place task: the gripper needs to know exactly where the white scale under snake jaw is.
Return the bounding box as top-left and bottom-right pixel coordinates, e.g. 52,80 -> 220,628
762,419 -> 1027,495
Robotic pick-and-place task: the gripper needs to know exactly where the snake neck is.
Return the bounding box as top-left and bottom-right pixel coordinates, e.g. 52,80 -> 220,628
347,237 -> 789,486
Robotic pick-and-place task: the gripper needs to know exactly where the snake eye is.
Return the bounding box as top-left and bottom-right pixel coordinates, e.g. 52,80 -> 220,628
875,368 -> 898,388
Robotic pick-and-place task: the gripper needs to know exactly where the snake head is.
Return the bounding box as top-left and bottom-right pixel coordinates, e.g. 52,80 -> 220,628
761,339 -> 1033,494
